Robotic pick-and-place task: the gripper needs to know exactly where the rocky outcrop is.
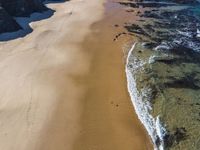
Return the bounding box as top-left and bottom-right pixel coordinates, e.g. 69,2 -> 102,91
0,6 -> 21,33
0,0 -> 52,34
0,0 -> 47,17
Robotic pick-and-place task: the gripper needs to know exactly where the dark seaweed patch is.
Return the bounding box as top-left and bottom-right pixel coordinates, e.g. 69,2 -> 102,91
126,9 -> 135,13
155,135 -> 161,148
154,45 -> 200,66
140,11 -> 163,19
164,73 -> 200,90
142,42 -> 157,49
156,58 -> 177,65
170,46 -> 199,58
119,2 -> 176,8
163,127 -> 188,148
124,24 -> 150,37
143,24 -> 156,33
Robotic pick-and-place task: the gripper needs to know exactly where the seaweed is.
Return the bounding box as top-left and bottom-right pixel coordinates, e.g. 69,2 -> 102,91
124,24 -> 150,37
164,73 -> 200,90
163,127 -> 188,148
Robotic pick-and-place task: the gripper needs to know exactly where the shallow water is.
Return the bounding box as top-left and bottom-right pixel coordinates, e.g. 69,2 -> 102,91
121,0 -> 200,149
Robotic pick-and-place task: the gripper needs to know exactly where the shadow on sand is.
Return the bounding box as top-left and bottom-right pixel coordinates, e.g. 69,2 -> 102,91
0,0 -> 66,41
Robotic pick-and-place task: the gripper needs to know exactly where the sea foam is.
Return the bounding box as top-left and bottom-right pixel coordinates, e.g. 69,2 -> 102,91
125,43 -> 167,150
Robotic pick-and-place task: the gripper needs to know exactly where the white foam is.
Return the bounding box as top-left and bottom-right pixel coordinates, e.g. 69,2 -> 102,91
154,42 -> 170,51
125,43 -> 167,150
177,30 -> 193,38
196,29 -> 200,38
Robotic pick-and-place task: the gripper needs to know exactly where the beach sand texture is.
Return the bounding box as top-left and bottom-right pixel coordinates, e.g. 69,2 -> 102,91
0,0 -> 152,150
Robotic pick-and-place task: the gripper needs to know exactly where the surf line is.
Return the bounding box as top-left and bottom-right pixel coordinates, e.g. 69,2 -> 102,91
125,43 -> 167,150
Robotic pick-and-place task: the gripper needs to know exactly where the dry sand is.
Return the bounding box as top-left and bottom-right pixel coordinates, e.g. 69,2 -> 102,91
0,0 -> 104,150
0,0 -> 152,150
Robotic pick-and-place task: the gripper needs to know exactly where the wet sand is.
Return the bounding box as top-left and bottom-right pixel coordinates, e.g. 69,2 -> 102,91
74,0 -> 152,150
0,0 -> 152,150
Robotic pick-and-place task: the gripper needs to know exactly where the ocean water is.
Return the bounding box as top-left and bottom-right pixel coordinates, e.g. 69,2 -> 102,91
122,1 -> 200,149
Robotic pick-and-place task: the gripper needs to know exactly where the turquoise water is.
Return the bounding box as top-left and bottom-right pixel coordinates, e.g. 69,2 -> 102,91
192,5 -> 200,16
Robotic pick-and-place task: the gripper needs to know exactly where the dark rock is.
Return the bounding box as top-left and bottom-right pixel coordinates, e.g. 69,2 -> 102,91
140,11 -> 163,19
114,24 -> 119,27
0,0 -> 47,17
124,23 -> 150,36
142,42 -> 157,49
0,0 -> 66,35
119,1 -> 176,8
0,6 -> 21,34
163,128 -> 188,148
155,136 -> 161,147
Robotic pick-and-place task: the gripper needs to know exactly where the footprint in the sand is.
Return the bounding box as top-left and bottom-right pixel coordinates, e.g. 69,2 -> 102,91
110,101 -> 120,108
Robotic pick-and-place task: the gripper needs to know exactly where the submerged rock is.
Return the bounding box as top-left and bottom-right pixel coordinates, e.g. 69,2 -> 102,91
172,0 -> 199,4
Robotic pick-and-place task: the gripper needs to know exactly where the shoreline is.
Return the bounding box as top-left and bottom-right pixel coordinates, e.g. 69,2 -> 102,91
122,1 -> 200,149
73,0 -> 153,149
125,43 -> 166,150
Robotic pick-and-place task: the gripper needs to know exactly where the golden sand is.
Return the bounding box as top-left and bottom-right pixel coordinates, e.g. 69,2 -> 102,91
0,0 -> 152,149
74,1 -> 152,149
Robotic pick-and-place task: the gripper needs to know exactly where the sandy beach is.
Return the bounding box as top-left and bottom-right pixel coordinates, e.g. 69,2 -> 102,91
0,0 -> 152,150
